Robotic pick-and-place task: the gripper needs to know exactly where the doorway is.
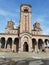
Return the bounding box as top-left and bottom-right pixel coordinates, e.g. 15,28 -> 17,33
23,42 -> 28,52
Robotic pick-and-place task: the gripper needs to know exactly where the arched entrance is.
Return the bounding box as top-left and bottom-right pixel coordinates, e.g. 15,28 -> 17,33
45,39 -> 48,47
6,37 -> 12,49
14,38 -> 19,52
32,38 -> 37,51
38,39 -> 43,51
23,42 -> 28,52
1,37 -> 5,48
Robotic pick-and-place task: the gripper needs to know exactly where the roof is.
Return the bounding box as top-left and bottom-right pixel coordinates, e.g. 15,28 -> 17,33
8,20 -> 14,24
20,4 -> 32,8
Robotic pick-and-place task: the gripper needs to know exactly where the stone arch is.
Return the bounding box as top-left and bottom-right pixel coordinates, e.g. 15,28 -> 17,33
38,39 -> 43,50
21,34 -> 32,52
6,37 -> 12,49
21,35 -> 29,46
23,42 -> 28,52
14,38 -> 19,52
44,39 -> 49,48
21,33 -> 32,39
23,36 -> 28,43
1,37 -> 5,48
32,38 -> 37,51
45,39 -> 48,45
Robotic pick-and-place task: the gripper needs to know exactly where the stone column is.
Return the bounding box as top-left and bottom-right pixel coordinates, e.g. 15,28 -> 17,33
19,37 -> 21,48
12,38 -> 16,52
0,38 -> 1,48
5,38 -> 7,49
29,38 -> 33,52
19,37 -> 21,52
36,39 -> 39,52
12,39 -> 14,51
42,39 -> 46,51
42,39 -> 45,50
31,39 -> 34,52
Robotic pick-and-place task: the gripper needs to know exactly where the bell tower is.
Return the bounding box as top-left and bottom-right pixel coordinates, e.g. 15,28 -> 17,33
20,4 -> 32,33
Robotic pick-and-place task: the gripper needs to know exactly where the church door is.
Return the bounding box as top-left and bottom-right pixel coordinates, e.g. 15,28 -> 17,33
23,42 -> 28,52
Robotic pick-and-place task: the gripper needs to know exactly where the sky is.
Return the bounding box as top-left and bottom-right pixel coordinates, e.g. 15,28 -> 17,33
0,0 -> 49,35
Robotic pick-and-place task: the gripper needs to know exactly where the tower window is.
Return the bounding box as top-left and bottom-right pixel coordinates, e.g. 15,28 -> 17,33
24,9 -> 28,12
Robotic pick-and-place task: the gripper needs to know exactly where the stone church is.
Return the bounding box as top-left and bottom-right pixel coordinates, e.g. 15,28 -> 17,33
0,4 -> 49,52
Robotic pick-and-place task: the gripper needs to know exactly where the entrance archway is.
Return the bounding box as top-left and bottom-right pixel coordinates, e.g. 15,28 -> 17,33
14,38 -> 19,52
32,38 -> 37,51
38,39 -> 43,50
1,37 -> 5,48
6,37 -> 12,49
44,39 -> 49,48
23,42 -> 28,52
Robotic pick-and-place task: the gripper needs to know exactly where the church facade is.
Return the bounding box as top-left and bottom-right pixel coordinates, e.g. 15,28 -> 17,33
0,4 -> 49,52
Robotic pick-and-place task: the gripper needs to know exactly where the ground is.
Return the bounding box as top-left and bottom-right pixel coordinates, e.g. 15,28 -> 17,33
0,52 -> 49,62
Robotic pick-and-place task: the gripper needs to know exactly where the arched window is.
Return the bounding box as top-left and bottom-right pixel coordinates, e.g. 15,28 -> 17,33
24,9 -> 28,12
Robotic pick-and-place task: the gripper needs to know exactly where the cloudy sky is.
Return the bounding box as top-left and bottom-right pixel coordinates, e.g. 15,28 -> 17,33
0,0 -> 49,35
